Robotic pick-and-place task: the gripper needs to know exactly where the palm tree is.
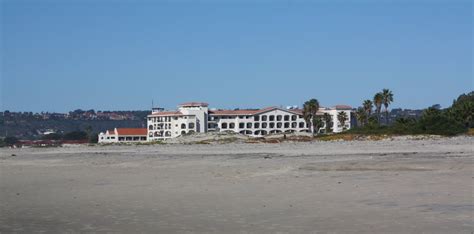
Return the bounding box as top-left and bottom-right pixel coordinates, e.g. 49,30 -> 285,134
373,92 -> 383,125
323,112 -> 332,133
313,116 -> 324,135
362,100 -> 373,124
337,111 -> 348,131
381,89 -> 394,125
355,107 -> 366,127
302,99 -> 320,136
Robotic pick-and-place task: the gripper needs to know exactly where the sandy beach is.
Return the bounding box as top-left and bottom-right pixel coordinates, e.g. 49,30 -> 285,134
1,136 -> 472,233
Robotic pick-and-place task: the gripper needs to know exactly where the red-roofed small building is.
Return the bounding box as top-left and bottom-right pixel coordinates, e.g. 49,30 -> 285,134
98,128 -> 147,143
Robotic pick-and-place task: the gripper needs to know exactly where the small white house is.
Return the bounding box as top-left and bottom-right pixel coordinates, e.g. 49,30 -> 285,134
98,128 -> 147,143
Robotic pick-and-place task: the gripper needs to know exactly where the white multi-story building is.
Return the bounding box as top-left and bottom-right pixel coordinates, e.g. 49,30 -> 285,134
147,102 -> 352,141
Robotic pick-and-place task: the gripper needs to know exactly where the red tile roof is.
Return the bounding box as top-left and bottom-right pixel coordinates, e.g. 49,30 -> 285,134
179,102 -> 209,107
149,111 -> 183,116
334,105 -> 352,110
115,128 -> 147,136
210,107 -> 308,116
209,109 -> 261,115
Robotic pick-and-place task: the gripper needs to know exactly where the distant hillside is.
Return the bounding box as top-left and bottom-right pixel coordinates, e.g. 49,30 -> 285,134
1,110 -> 148,139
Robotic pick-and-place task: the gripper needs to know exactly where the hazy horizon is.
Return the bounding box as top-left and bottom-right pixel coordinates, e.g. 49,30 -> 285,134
2,0 -> 472,112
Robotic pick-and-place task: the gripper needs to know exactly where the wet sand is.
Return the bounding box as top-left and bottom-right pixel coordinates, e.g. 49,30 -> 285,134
1,137 -> 472,233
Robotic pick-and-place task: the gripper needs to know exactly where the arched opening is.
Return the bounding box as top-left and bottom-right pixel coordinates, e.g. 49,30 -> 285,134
149,132 -> 153,137
188,130 -> 195,134
181,123 -> 186,129
221,123 -> 228,129
255,130 -> 267,136
239,130 -> 252,135
154,131 -> 159,137
181,130 -> 186,135
148,125 -> 154,130
284,122 -> 290,128
165,131 -> 171,137
229,123 -> 235,129
270,130 -> 282,134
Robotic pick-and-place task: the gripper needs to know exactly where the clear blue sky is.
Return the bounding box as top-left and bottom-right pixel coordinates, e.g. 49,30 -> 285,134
2,0 -> 472,112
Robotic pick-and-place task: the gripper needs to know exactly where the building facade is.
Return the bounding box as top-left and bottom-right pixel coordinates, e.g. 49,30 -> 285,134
98,128 -> 148,143
147,102 -> 352,141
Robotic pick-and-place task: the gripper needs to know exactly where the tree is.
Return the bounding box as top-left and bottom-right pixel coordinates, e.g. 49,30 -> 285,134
419,107 -> 465,136
42,133 -> 63,140
63,131 -> 88,140
355,107 -> 367,127
363,100 -> 373,124
337,111 -> 348,131
373,92 -> 383,125
381,89 -> 394,125
4,136 -> 19,146
449,91 -> 474,128
302,99 -> 320,136
323,113 -> 333,133
313,116 -> 324,135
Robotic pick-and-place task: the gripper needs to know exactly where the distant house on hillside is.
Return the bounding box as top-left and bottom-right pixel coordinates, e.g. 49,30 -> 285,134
98,128 -> 147,143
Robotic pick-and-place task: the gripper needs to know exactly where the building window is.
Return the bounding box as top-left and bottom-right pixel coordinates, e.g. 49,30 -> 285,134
277,115 -> 282,121
262,123 -> 267,128
292,122 -> 297,128
181,123 -> 186,129
222,123 -> 228,129
246,122 -> 252,128
277,122 -> 282,128
118,137 -> 124,141
229,123 -> 235,128
299,122 -> 305,128
181,130 -> 186,135
284,115 -> 290,121
292,115 -> 297,121
254,115 -> 260,121
189,123 -> 195,129
254,123 -> 260,128
239,123 -> 245,128
149,125 -> 153,130
284,122 -> 289,128
270,122 -> 275,128
262,116 -> 267,121
269,115 -> 275,121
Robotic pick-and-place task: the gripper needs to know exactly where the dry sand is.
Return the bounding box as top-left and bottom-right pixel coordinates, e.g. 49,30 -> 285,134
0,136 -> 473,233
